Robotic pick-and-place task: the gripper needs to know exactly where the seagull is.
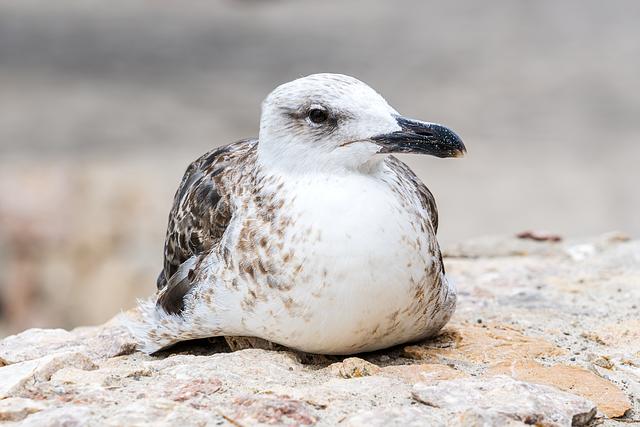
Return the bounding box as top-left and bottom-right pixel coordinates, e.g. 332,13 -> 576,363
128,73 -> 466,355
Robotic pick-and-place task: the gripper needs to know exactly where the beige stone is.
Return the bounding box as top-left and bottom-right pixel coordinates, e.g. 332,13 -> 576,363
0,398 -> 47,422
329,357 -> 381,378
343,406 -> 450,427
0,234 -> 638,425
0,316 -> 137,366
0,329 -> 79,364
487,360 -> 632,418
593,320 -> 640,354
380,363 -> 467,384
412,376 -> 597,427
0,352 -> 96,399
230,394 -> 318,426
403,323 -> 565,365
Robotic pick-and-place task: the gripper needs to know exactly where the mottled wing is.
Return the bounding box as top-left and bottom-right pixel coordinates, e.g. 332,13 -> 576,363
386,156 -> 439,233
386,156 -> 444,275
156,139 -> 257,313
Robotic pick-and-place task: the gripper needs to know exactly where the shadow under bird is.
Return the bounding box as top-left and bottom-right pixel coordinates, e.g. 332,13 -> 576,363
127,73 -> 466,354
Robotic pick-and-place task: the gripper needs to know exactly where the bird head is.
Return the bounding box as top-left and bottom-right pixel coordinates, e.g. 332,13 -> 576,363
258,73 -> 465,174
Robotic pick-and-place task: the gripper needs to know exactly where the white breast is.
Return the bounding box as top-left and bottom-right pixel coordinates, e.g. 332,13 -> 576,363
233,164 -> 451,354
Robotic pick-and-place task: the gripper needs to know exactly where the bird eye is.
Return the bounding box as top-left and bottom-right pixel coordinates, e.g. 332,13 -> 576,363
308,108 -> 328,124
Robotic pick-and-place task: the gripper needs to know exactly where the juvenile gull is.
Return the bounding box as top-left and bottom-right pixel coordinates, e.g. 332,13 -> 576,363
128,73 -> 466,354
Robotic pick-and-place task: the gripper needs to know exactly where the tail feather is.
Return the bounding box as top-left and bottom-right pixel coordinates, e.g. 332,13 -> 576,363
124,283 -> 228,354
124,296 -> 223,354
122,299 -> 186,353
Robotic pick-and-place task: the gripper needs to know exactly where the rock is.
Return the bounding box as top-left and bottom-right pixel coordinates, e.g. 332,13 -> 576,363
443,235 -> 565,258
593,320 -> 640,354
17,406 -> 95,427
0,398 -> 47,422
379,363 -> 467,384
168,377 -> 223,402
0,352 -> 96,399
443,233 -> 634,259
230,394 -> 318,426
403,323 -> 564,367
0,314 -> 137,366
0,329 -> 79,365
343,406 -> 449,426
72,322 -> 139,360
329,357 -> 381,378
412,376 -> 597,427
581,331 -> 607,345
487,360 -> 632,418
591,355 -> 614,369
0,234 -> 637,425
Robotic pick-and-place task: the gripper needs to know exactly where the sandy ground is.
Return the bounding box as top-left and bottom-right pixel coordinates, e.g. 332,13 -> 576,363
0,0 -> 638,332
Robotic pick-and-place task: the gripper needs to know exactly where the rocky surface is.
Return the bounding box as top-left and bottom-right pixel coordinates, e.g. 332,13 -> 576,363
0,234 -> 638,426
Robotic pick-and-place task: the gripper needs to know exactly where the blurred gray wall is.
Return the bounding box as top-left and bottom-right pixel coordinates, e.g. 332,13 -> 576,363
0,0 -> 639,333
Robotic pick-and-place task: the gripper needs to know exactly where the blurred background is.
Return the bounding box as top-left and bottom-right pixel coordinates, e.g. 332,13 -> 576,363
1,0 -> 638,336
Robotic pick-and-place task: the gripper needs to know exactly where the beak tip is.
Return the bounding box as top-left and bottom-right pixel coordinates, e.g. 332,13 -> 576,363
374,117 -> 467,158
454,145 -> 467,158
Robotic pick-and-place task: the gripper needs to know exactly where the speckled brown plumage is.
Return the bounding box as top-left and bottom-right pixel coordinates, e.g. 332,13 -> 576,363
157,139 -> 255,292
127,73 -> 464,355
155,140 -> 444,319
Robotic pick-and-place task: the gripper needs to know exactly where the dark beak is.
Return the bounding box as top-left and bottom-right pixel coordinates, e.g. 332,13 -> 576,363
371,116 -> 466,158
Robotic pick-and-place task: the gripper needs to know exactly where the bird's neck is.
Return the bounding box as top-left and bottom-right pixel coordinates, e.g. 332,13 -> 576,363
256,139 -> 386,177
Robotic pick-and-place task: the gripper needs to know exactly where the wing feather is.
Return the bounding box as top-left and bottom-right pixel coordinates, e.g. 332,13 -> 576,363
156,139 -> 256,315
386,156 -> 444,274
386,156 -> 439,233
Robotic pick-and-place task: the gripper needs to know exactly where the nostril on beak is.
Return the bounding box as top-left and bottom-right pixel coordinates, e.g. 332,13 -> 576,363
396,117 -> 435,138
414,129 -> 434,137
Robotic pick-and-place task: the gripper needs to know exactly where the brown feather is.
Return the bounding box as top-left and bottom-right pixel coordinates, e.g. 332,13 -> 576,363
155,139 -> 257,317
